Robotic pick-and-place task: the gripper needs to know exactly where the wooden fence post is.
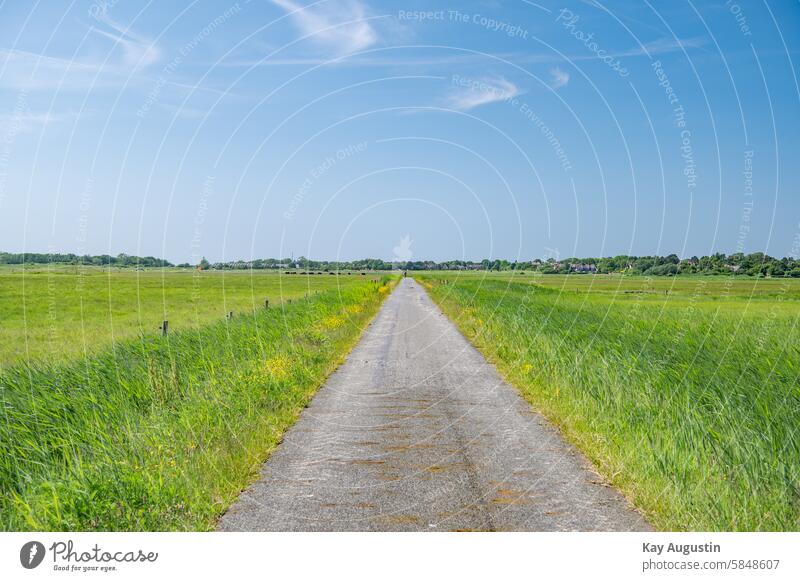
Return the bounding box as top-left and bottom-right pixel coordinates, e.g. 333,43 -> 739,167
161,320 -> 168,336
264,299 -> 269,309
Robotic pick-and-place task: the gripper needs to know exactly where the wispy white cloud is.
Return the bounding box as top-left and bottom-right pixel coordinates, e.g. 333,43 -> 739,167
0,7 -> 160,92
0,48 -> 98,73
0,48 -> 114,90
221,52 -> 486,68
90,7 -> 161,68
271,0 -> 378,54
0,46 -> 230,102
549,67 -> 570,89
0,109 -> 77,133
447,76 -> 520,111
162,79 -> 235,97
220,50 -> 545,68
157,103 -> 213,119
615,36 -> 708,58
220,33 -> 705,71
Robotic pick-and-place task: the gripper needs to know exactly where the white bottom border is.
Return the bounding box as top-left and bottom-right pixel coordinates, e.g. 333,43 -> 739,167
1,532 -> 798,580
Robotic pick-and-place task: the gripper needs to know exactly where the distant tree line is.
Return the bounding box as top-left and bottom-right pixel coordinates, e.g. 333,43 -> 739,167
0,252 -> 173,268
5,251 -> 799,277
207,256 -> 392,272
508,253 -> 800,277
207,252 -> 800,277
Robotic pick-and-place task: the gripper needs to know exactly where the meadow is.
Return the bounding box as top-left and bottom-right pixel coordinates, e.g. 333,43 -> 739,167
0,269 -> 395,530
0,265 -> 373,367
419,272 -> 800,531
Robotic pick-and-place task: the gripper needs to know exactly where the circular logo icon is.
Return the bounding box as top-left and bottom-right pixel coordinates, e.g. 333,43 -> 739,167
20,541 -> 45,569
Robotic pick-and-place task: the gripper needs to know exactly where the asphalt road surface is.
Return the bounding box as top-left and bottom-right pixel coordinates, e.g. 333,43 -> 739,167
218,278 -> 650,531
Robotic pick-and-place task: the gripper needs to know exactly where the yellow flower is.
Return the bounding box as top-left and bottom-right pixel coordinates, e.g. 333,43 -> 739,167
320,315 -> 345,329
263,355 -> 292,379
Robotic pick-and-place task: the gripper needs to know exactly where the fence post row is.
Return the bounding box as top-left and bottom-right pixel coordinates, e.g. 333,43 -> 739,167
161,301 -> 274,337
157,278 -> 385,336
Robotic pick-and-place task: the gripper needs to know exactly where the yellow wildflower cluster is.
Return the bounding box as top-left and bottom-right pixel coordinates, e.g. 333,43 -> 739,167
263,355 -> 292,379
320,315 -> 345,330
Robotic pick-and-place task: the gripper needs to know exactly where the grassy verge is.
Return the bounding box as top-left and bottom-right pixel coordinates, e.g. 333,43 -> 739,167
419,275 -> 800,531
0,276 -> 395,531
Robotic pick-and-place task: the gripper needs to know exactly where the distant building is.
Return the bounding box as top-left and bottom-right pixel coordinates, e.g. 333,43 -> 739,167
571,263 -> 597,273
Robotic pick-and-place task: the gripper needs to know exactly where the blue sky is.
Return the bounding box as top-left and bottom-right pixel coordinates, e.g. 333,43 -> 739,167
0,0 -> 798,263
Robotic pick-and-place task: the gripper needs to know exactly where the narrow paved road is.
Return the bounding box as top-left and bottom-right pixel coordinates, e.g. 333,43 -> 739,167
219,278 -> 650,531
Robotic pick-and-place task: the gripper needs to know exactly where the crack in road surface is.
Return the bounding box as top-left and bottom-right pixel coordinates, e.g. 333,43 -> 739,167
218,278 -> 650,531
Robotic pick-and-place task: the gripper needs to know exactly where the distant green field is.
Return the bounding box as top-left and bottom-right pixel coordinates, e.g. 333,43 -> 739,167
419,272 -> 800,531
1,273 -> 395,530
424,270 -> 800,299
0,266 -> 375,367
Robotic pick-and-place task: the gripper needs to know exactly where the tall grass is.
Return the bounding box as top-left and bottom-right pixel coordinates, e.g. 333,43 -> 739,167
422,276 -> 800,531
0,266 -> 372,366
0,278 -> 394,531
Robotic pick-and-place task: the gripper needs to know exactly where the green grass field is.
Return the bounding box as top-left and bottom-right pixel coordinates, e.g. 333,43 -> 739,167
3,266 -> 798,531
0,269 -> 395,530
425,271 -> 800,299
419,272 -> 800,531
0,266 -> 375,367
